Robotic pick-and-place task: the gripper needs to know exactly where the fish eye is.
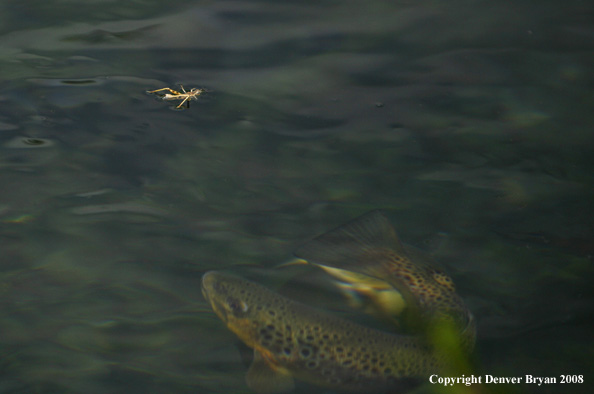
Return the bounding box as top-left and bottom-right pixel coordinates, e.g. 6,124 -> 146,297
226,297 -> 249,315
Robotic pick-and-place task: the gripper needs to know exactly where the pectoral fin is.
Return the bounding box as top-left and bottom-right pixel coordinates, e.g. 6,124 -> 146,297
246,351 -> 294,394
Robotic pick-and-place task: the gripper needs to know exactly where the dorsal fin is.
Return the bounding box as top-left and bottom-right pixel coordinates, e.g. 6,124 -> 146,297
294,210 -> 408,279
246,351 -> 295,394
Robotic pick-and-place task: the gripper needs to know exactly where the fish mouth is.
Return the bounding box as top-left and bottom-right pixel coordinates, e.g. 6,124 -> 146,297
201,271 -> 229,323
201,271 -> 217,302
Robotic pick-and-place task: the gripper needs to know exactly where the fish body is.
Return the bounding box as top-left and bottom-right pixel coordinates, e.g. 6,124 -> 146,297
293,211 -> 475,347
202,271 -> 445,394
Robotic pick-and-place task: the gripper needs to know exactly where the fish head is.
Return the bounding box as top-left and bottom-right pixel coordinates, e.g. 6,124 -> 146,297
427,267 -> 456,292
202,271 -> 299,393
202,271 -> 249,320
202,271 -> 256,343
202,271 -> 286,349
392,261 -> 469,329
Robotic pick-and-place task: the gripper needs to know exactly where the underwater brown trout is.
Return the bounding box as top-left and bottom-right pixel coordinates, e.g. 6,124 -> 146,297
293,211 -> 475,348
202,271 -> 448,394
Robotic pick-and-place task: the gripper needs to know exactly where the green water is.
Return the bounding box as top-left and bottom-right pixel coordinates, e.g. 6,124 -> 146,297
0,0 -> 592,393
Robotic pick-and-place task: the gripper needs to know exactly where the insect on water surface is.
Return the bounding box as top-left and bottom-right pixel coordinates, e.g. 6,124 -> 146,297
147,85 -> 205,109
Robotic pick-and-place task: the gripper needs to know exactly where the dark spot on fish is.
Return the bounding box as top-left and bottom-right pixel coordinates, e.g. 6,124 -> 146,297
306,335 -> 314,341
268,310 -> 276,316
336,347 -> 343,353
306,360 -> 318,369
322,334 -> 329,340
283,347 -> 291,355
343,360 -> 352,366
300,348 -> 311,358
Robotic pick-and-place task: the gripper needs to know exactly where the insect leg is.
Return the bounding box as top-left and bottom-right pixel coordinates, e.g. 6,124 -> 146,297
148,87 -> 181,95
176,96 -> 190,109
